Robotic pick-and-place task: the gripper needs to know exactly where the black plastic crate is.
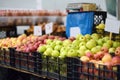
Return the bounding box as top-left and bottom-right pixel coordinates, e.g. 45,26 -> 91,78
67,57 -> 120,80
37,54 -> 67,80
0,48 -> 10,66
93,11 -> 107,33
13,50 -> 40,73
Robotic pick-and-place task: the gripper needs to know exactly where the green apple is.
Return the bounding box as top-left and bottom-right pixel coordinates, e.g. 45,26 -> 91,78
67,49 -> 78,57
97,39 -> 104,46
77,50 -> 85,57
112,41 -> 120,48
55,40 -> 63,45
85,34 -> 91,40
85,49 -> 91,54
44,47 -> 53,56
60,47 -> 68,53
79,35 -> 86,42
59,50 -> 67,59
79,42 -> 86,47
63,39 -> 72,47
86,39 -> 96,49
37,45 -> 46,53
98,23 -> 105,29
103,36 -> 109,42
91,33 -> 100,40
54,45 -> 62,51
96,46 -> 102,51
91,47 -> 100,54
109,47 -> 115,53
76,34 -> 82,40
79,46 -> 87,51
51,50 -> 60,57
72,40 -> 80,45
49,42 -> 56,49
103,43 -> 111,49
46,39 -> 53,44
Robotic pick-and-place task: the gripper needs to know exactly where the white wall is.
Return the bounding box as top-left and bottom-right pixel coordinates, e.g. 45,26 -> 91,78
42,0 -> 107,11
0,0 -> 39,10
0,0 -> 106,11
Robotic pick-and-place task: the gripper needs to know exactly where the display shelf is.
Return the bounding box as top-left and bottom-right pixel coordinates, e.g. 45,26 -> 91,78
0,16 -> 66,26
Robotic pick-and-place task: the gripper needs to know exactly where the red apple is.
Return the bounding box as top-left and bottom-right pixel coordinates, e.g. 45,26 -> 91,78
112,56 -> 120,65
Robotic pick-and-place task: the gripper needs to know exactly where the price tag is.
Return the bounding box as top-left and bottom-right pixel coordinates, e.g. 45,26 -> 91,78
17,26 -> 29,35
34,26 -> 42,36
45,22 -> 53,34
105,19 -> 120,34
70,27 -> 81,37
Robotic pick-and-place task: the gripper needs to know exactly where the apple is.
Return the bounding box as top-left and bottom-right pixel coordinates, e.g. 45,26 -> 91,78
77,50 -> 85,57
37,45 -> 46,53
79,42 -> 86,47
97,39 -> 104,46
49,42 -> 56,49
67,49 -> 78,57
109,47 -> 115,53
44,47 -> 53,56
112,41 -> 120,48
99,23 -> 105,29
102,53 -> 112,63
80,56 -> 90,62
59,50 -> 67,59
115,47 -> 120,56
112,56 -> 120,65
91,33 -> 100,40
91,47 -> 99,54
72,40 -> 80,45
76,34 -> 82,40
79,46 -> 87,51
51,50 -> 60,57
103,36 -> 109,42
48,35 -> 55,39
46,39 -> 53,44
86,39 -> 96,49
103,43 -> 111,49
85,34 -> 91,40
55,40 -> 63,45
85,51 -> 94,59
101,47 -> 109,53
54,45 -> 62,51
63,39 -> 72,47
94,51 -> 104,60
79,36 -> 86,42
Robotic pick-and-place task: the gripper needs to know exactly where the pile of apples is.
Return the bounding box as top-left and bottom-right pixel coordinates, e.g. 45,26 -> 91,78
0,34 -> 28,48
38,33 -> 120,59
16,35 -> 66,52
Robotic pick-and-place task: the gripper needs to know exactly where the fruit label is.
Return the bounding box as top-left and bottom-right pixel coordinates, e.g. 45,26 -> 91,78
34,26 -> 42,36
105,19 -> 120,34
70,27 -> 81,37
45,22 -> 53,34
17,26 -> 29,35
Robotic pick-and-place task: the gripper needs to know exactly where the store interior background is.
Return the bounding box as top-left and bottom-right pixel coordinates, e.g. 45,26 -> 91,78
0,0 -> 118,34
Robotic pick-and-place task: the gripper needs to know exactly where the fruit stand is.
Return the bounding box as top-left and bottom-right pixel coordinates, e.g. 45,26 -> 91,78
0,8 -> 120,80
